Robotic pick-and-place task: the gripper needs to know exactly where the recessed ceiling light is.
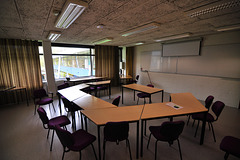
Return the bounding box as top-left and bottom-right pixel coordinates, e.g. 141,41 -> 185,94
47,31 -> 61,41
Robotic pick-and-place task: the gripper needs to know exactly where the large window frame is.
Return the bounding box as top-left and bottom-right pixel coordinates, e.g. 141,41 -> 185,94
39,42 -> 95,81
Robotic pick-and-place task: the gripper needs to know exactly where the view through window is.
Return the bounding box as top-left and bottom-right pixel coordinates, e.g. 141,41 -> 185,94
39,45 -> 95,81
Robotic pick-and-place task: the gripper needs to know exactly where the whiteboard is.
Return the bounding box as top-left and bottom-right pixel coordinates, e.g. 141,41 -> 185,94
140,44 -> 240,79
162,40 -> 201,56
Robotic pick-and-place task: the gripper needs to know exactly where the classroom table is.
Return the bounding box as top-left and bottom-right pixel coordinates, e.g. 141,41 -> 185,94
120,75 -> 133,84
86,80 -> 111,99
122,83 -> 164,104
66,76 -> 104,85
81,105 -> 143,160
140,92 -> 208,157
57,84 -> 89,115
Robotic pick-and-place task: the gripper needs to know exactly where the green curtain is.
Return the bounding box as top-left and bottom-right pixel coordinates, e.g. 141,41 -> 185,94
95,45 -> 119,86
0,39 -> 42,105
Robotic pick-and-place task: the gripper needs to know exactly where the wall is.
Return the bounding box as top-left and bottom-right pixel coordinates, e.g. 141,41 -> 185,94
134,31 -> 240,108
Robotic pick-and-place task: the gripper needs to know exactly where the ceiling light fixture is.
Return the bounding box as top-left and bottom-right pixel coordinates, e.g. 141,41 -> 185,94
216,24 -> 240,32
47,31 -> 61,41
135,42 -> 145,45
121,22 -> 160,37
155,33 -> 191,42
187,0 -> 240,18
93,37 -> 113,45
55,0 -> 88,29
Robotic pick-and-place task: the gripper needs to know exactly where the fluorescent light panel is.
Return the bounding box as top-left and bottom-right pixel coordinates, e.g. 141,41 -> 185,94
155,33 -> 191,42
55,0 -> 88,29
122,22 -> 160,37
48,31 -> 61,41
217,24 -> 240,32
93,37 -> 113,45
187,0 -> 240,18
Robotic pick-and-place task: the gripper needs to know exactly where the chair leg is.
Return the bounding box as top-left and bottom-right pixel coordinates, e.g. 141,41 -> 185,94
91,144 -> 98,160
103,140 -> 106,160
34,104 -> 37,115
62,147 -> 66,160
47,129 -> 50,139
50,130 -> 54,151
137,98 -> 139,105
224,152 -> 229,160
208,122 -> 211,130
210,123 -> 216,142
79,151 -> 81,160
126,139 -> 132,160
144,120 -> 147,136
192,119 -> 196,127
187,115 -> 190,125
155,140 -> 158,160
177,139 -> 183,160
147,133 -> 152,149
52,103 -> 56,112
194,120 -> 200,137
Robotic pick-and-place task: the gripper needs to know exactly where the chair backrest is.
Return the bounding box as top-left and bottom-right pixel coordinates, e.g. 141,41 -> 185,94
62,97 -> 74,111
211,101 -> 225,120
147,84 -> 154,88
112,96 -> 121,106
205,95 -> 214,109
34,88 -> 47,99
136,75 -> 139,80
37,107 -> 49,125
160,121 -> 185,141
55,125 -> 74,148
104,121 -> 129,143
57,83 -> 70,90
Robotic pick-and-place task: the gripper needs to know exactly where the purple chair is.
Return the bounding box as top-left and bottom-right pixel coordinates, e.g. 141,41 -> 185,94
103,121 -> 132,160
37,107 -> 70,151
33,88 -> 56,115
137,84 -> 154,104
220,136 -> 240,160
62,97 -> 82,130
147,121 -> 185,160
187,95 -> 214,125
112,96 -> 121,106
57,83 -> 70,112
133,75 -> 139,83
193,101 -> 225,142
55,125 -> 97,160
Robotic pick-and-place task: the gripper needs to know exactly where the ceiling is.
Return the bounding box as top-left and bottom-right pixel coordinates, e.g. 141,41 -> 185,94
0,0 -> 240,46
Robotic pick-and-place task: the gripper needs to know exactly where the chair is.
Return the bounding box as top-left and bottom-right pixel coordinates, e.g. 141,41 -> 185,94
103,121 -> 132,160
37,107 -> 70,151
57,83 -> 70,111
62,97 -> 82,130
193,101 -> 225,142
133,75 -> 139,83
137,84 -> 154,104
97,85 -> 108,97
112,96 -> 121,106
33,88 -> 56,115
220,136 -> 240,160
147,121 -> 185,160
187,95 -> 214,125
55,125 -> 97,160
81,80 -> 96,94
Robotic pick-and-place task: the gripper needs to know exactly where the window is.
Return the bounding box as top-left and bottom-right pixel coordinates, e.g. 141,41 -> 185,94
39,44 -> 95,81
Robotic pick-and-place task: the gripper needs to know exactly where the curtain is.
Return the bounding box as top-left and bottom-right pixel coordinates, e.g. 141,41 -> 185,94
126,47 -> 134,76
95,45 -> 119,86
0,39 -> 42,105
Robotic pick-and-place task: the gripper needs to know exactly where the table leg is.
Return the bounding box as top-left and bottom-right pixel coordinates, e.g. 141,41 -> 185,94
134,90 -> 135,101
122,87 -> 124,104
140,119 -> 144,157
136,121 -> 139,159
109,84 -> 111,99
200,111 -> 207,145
84,116 -> 88,132
58,94 -> 62,115
98,126 -> 101,160
24,88 -> 29,106
162,90 -> 164,102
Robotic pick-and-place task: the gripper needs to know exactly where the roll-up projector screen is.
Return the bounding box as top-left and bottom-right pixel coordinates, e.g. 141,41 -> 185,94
162,40 -> 201,57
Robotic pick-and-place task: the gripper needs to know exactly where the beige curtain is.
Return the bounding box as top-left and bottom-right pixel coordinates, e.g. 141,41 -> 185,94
126,47 -> 134,76
95,45 -> 119,86
0,39 -> 42,105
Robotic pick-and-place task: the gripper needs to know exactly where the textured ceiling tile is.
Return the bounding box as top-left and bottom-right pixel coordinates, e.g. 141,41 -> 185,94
1,27 -> 25,39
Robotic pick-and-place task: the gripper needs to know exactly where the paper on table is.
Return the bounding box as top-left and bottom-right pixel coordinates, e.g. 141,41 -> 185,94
166,102 -> 183,110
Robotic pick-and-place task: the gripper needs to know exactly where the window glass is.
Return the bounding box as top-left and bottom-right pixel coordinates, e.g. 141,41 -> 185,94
39,46 -> 95,81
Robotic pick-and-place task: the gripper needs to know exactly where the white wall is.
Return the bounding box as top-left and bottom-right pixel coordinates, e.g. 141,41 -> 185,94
134,31 -> 240,108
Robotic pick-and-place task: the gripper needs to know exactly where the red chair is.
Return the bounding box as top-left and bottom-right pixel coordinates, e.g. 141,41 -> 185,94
33,88 -> 55,115
193,101 -> 225,142
137,84 -> 154,104
37,107 -> 70,151
147,121 -> 185,160
55,125 -> 97,160
103,121 -> 132,160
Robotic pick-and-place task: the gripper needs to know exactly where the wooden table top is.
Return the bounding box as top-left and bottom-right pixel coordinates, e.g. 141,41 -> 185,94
86,80 -> 111,86
120,75 -> 133,79
81,105 -> 143,125
122,83 -> 163,94
73,94 -> 116,110
141,93 -> 207,120
69,76 -> 104,82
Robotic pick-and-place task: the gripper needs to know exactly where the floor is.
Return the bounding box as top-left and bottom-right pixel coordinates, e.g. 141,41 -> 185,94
0,86 -> 239,160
